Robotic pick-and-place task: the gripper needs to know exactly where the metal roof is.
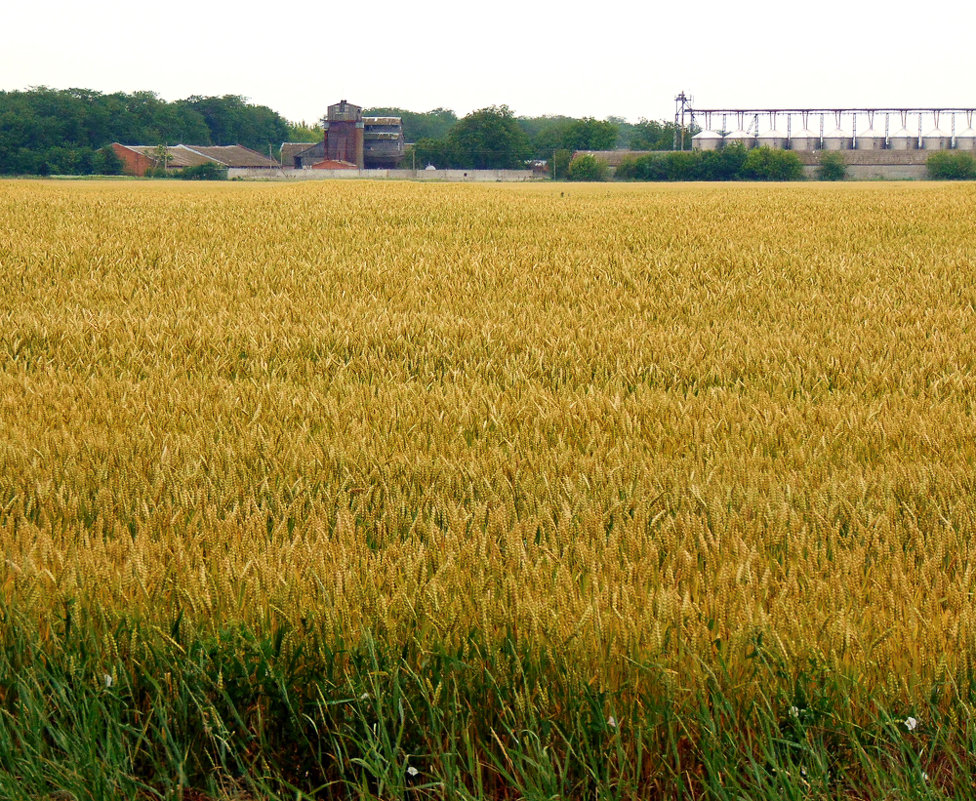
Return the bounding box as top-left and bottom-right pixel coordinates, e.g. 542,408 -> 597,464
121,144 -> 278,168
182,145 -> 278,168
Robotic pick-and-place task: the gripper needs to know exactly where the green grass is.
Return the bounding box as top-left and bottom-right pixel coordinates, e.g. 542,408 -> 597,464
1,604 -> 972,800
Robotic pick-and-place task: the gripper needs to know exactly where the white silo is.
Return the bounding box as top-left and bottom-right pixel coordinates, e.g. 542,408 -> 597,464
954,127 -> 976,151
855,126 -> 886,150
724,128 -> 755,149
691,130 -> 723,151
790,128 -> 820,151
888,126 -> 917,150
822,127 -> 852,150
922,126 -> 950,150
954,113 -> 976,150
757,126 -> 788,150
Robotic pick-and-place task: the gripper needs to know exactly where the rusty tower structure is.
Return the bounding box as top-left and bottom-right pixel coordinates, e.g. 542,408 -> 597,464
323,100 -> 365,168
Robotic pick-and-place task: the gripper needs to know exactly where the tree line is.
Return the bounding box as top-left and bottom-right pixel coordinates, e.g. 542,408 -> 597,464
0,88 -> 692,175
390,106 -> 689,171
0,88 -> 295,175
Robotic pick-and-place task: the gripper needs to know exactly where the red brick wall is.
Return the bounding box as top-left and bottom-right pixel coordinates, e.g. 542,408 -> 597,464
113,144 -> 154,177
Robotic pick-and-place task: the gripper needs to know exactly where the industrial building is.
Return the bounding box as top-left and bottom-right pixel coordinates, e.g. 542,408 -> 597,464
280,100 -> 405,170
685,107 -> 976,153
111,143 -> 279,176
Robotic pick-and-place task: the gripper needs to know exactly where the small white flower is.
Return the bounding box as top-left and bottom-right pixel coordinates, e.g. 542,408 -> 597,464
406,766 -> 419,777
788,706 -> 800,719
922,771 -> 929,782
607,716 -> 617,728
103,674 -> 114,688
904,716 -> 918,731
360,693 -> 369,700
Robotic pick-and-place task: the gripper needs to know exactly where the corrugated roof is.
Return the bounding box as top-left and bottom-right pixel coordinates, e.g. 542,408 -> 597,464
125,145 -> 213,168
279,142 -> 322,167
183,145 -> 279,168
121,144 -> 278,168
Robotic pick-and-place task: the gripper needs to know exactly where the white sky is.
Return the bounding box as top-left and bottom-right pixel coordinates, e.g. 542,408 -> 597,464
2,0 -> 973,125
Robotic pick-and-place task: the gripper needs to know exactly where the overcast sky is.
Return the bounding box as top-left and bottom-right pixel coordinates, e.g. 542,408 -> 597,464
2,0 -> 974,126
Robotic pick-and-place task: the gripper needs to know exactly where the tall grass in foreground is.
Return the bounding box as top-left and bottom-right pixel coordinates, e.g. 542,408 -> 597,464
4,605 -> 976,800
2,179 -> 976,797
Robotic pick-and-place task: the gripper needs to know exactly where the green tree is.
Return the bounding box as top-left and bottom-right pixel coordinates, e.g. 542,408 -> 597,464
152,144 -> 170,173
663,151 -> 702,180
448,105 -> 532,169
178,95 -> 288,151
547,149 -> 573,180
521,115 -> 619,159
740,147 -> 804,181
567,153 -> 608,181
628,118 -> 677,150
817,151 -> 847,181
519,115 -> 575,159
615,153 -> 667,181
180,162 -> 228,180
409,138 -> 456,169
93,146 -> 124,175
561,118 -> 618,151
926,152 -> 976,180
700,145 -> 748,180
285,120 -> 322,142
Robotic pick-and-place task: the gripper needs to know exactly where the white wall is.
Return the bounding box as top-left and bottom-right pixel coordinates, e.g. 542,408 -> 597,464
226,168 -> 539,182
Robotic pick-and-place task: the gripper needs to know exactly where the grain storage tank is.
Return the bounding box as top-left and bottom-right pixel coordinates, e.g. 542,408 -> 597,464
691,130 -> 723,151
954,126 -> 976,151
855,125 -> 886,150
922,126 -> 950,150
757,126 -> 788,150
888,126 -> 917,150
724,128 -> 755,149
822,127 -> 852,150
790,127 -> 820,151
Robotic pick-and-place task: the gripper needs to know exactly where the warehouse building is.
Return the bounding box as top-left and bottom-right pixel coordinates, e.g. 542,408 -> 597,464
280,100 -> 405,170
112,143 -> 279,176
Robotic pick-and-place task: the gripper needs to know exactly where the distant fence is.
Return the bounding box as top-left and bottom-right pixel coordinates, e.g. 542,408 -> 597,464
227,168 -> 540,182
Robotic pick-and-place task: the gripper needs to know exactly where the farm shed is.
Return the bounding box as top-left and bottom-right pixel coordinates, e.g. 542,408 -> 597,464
112,144 -> 279,176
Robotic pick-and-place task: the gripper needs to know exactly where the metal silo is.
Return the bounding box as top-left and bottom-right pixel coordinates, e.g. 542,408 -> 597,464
920,111 -> 949,150
756,113 -> 787,149
822,127 -> 852,150
855,112 -> 886,150
722,113 -> 755,149
952,112 -> 976,150
955,120 -> 976,151
691,130 -> 723,151
855,127 -> 886,150
955,130 -> 976,150
790,128 -> 820,151
724,128 -> 755,149
889,128 -> 917,150
887,112 -> 917,150
923,128 -> 949,150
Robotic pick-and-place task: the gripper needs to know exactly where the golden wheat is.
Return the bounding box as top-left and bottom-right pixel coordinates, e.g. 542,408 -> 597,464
2,178 -> 976,704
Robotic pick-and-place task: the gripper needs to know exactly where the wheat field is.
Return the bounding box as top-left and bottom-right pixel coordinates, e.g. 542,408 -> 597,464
2,179 -> 976,799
